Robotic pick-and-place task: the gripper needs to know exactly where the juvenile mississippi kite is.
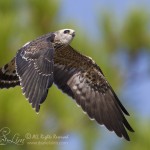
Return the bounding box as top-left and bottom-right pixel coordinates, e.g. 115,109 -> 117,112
0,29 -> 134,140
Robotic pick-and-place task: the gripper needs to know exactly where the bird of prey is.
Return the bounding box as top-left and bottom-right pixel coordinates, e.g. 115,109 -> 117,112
0,29 -> 134,140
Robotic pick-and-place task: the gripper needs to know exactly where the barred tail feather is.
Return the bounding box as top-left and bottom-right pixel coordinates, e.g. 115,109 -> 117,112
0,58 -> 20,88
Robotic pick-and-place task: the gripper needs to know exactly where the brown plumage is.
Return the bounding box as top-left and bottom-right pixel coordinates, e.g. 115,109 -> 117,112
0,29 -> 134,140
54,45 -> 134,141
0,58 -> 19,88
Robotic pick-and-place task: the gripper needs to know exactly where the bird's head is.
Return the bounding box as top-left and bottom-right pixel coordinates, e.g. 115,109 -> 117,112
51,29 -> 75,48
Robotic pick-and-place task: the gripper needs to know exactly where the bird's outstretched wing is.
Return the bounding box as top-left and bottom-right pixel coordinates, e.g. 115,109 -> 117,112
54,45 -> 134,140
16,36 -> 54,112
0,58 -> 20,88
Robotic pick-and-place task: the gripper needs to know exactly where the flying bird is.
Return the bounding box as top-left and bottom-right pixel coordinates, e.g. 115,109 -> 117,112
0,29 -> 134,140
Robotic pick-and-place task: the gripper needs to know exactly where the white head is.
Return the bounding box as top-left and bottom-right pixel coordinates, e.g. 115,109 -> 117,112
53,29 -> 75,46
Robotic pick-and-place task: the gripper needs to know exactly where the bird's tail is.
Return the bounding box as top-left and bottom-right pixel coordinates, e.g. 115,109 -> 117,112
0,58 -> 20,88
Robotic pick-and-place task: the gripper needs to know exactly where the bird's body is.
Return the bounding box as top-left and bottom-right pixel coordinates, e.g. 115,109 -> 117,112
0,29 -> 134,140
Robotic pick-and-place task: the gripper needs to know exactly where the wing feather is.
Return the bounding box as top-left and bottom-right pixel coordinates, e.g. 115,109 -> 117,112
0,58 -> 20,88
54,45 -> 134,140
16,37 -> 54,112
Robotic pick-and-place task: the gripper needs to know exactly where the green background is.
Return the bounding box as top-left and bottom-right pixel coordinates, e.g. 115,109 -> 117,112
0,0 -> 150,150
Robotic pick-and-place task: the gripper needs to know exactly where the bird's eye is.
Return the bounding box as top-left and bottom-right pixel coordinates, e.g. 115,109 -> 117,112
64,30 -> 70,34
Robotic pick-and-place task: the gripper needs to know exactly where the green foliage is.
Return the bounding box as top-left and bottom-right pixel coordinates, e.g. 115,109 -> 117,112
0,1 -> 150,150
122,11 -> 150,55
